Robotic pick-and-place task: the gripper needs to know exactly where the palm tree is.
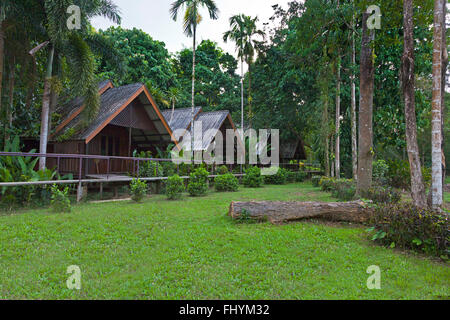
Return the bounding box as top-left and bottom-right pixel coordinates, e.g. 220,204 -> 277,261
224,14 -> 264,129
35,0 -> 121,169
167,87 -> 180,125
170,0 -> 219,156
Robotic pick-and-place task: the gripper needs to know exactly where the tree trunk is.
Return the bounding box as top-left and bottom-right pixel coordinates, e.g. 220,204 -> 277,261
402,0 -> 427,208
240,56 -> 244,132
248,61 -> 252,128
356,13 -> 375,195
351,8 -> 358,180
431,0 -> 444,209
229,200 -> 372,224
441,0 -> 447,187
323,79 -> 330,176
335,56 -> 341,178
330,136 -> 335,177
39,45 -> 54,171
0,23 -> 4,131
5,56 -> 14,143
191,25 -> 196,160
25,56 -> 37,110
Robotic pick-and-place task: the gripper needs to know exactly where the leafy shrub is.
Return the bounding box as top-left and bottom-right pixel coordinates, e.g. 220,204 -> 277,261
215,173 -> 239,192
242,166 -> 263,188
311,175 -> 322,187
361,186 -> 401,204
319,176 -> 335,191
264,167 -> 287,185
187,168 -> 209,196
285,170 -> 306,183
130,179 -> 148,202
369,204 -> 449,258
50,185 -> 71,213
165,175 -> 185,200
385,159 -> 431,190
217,165 -> 229,175
331,179 -> 356,201
373,159 -> 389,185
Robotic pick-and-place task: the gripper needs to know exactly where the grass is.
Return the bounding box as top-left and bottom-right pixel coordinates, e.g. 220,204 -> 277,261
0,183 -> 448,300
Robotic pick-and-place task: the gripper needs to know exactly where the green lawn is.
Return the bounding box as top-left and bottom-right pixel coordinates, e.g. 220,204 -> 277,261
0,183 -> 448,300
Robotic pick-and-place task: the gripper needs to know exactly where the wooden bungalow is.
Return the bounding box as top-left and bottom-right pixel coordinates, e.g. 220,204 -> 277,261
280,139 -> 307,163
49,81 -> 177,176
161,108 -> 243,158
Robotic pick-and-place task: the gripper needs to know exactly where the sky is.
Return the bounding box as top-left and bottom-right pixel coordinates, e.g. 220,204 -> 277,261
91,0 -> 291,57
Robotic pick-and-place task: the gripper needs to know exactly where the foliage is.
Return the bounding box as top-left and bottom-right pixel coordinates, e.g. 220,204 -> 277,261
214,173 -> 239,192
373,160 -> 390,186
50,185 -> 71,213
135,151 -> 164,178
331,180 -> 356,201
264,168 -> 287,185
311,175 -> 322,188
386,159 -> 432,190
187,167 -> 209,197
165,174 -> 185,200
286,170 -> 307,183
217,165 -> 229,175
360,186 -> 401,204
369,204 -> 449,258
242,166 -> 263,188
130,179 -> 148,203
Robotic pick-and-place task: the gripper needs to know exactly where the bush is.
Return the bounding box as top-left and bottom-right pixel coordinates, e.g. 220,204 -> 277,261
369,204 -> 449,258
187,167 -> 209,196
130,179 -> 148,202
311,175 -> 322,187
139,160 -> 164,178
217,165 -> 229,175
373,159 -> 389,185
331,179 -> 356,201
242,166 -> 263,188
385,159 -> 431,190
264,167 -> 287,185
361,186 -> 401,204
50,185 -> 71,213
165,175 -> 185,200
285,170 -> 306,183
215,173 -> 239,192
319,176 -> 335,191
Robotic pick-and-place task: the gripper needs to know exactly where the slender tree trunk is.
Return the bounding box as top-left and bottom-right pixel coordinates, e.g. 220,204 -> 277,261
356,13 -> 375,195
402,0 -> 427,208
191,26 -> 196,160
248,61 -> 252,128
25,56 -> 37,110
335,56 -> 341,178
431,0 -> 444,208
5,56 -> 14,143
322,75 -> 330,176
441,0 -> 447,186
351,8 -> 358,180
0,23 -> 4,133
331,137 -> 335,177
39,45 -> 54,170
170,100 -> 175,125
241,56 -> 244,133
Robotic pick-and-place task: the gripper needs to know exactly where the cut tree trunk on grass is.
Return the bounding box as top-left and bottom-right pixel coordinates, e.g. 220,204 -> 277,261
229,201 -> 372,224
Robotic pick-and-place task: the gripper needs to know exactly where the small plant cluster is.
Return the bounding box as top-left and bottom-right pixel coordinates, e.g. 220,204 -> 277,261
187,168 -> 209,196
360,186 -> 401,204
382,159 -> 431,190
215,173 -> 239,192
317,176 -> 401,204
311,175 -> 322,187
368,204 -> 449,259
242,166 -> 263,188
286,170 -> 307,183
130,178 -> 148,202
264,167 -> 287,185
50,185 -> 71,213
217,165 -> 229,175
165,174 -> 185,200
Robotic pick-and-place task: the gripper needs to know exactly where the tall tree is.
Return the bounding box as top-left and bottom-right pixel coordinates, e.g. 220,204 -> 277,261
431,0 -> 445,208
170,0 -> 219,156
402,0 -> 427,207
356,12 -> 375,195
167,87 -> 180,125
351,2 -> 357,180
37,0 -> 121,170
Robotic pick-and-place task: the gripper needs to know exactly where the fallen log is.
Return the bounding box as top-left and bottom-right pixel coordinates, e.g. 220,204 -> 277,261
229,201 -> 372,224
